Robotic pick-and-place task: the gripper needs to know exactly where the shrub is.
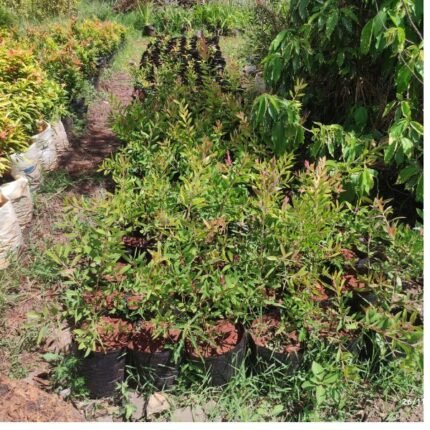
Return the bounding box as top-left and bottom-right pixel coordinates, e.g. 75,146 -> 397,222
0,3 -> 17,28
0,0 -> 79,20
25,18 -> 126,102
0,35 -> 65,174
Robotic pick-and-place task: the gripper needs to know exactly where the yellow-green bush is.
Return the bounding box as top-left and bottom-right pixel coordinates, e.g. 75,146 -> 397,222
0,34 -> 65,174
0,0 -> 79,20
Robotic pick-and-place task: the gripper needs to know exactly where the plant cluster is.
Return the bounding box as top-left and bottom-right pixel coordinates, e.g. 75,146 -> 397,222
134,32 -> 229,100
50,37 -> 422,404
0,17 -> 125,175
0,33 -> 65,174
251,0 -> 423,210
133,1 -> 251,35
24,18 -> 126,104
0,0 -> 79,21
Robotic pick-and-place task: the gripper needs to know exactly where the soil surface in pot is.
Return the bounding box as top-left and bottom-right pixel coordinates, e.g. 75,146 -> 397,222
80,316 -> 132,352
250,312 -> 301,354
82,290 -> 125,312
186,320 -> 242,358
131,321 -> 181,353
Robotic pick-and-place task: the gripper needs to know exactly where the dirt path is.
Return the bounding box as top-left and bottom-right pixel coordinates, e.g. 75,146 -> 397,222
63,70 -> 134,174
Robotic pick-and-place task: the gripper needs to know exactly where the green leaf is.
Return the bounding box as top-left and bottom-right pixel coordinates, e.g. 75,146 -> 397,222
26,311 -> 41,320
383,100 -> 397,117
302,381 -> 314,389
400,101 -> 411,119
322,373 -> 339,384
397,165 -> 418,184
42,352 -> 61,363
298,0 -> 309,20
396,65 -> 412,92
354,106 -> 368,129
401,137 -> 414,158
311,361 -> 325,376
337,51 -> 345,67
315,385 -> 326,406
372,9 -> 387,36
360,19 -> 373,54
410,121 -> 423,135
271,30 -> 288,51
272,404 -> 284,416
396,27 -> 406,52
358,167 -> 375,195
326,10 -> 339,39
416,174 -> 423,202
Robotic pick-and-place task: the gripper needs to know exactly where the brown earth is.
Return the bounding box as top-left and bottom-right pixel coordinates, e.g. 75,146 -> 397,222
0,375 -> 83,422
94,316 -> 132,351
131,321 -> 181,353
186,320 -> 241,358
249,312 -> 301,354
62,71 -> 133,174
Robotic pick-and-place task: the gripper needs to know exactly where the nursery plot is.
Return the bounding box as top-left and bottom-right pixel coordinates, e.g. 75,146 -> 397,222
133,32 -> 232,101
0,0 -> 424,424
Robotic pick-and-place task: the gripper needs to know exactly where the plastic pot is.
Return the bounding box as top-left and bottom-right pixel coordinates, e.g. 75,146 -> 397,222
78,348 -> 126,398
143,25 -> 156,37
131,348 -> 181,390
0,193 -> 23,270
248,334 -> 303,375
187,325 -> 247,387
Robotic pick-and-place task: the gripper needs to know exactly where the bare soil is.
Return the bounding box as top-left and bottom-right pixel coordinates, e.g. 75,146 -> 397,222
92,316 -> 132,352
0,374 -> 83,421
62,71 -> 133,174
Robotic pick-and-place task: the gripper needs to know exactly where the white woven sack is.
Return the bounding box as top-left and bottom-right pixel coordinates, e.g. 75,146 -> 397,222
52,120 -> 70,156
10,142 -> 43,191
0,193 -> 23,270
0,177 -> 33,226
33,121 -> 58,172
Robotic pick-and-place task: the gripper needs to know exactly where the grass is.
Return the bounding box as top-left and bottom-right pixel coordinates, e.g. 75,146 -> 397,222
113,333 -> 423,422
103,31 -> 148,76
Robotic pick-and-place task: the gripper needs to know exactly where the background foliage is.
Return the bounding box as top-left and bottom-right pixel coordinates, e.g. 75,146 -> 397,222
253,0 -> 423,211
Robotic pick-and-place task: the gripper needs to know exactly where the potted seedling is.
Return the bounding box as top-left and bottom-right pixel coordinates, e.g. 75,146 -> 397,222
130,319 -> 182,390
74,316 -> 132,398
248,308 -> 303,374
185,318 -> 247,386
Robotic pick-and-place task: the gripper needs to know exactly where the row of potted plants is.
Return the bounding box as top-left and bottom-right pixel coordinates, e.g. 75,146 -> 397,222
0,18 -> 126,176
0,31 -> 65,176
0,19 -> 126,269
24,18 -> 126,110
134,33 -> 228,101
50,32 -> 423,398
72,310 -> 301,398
